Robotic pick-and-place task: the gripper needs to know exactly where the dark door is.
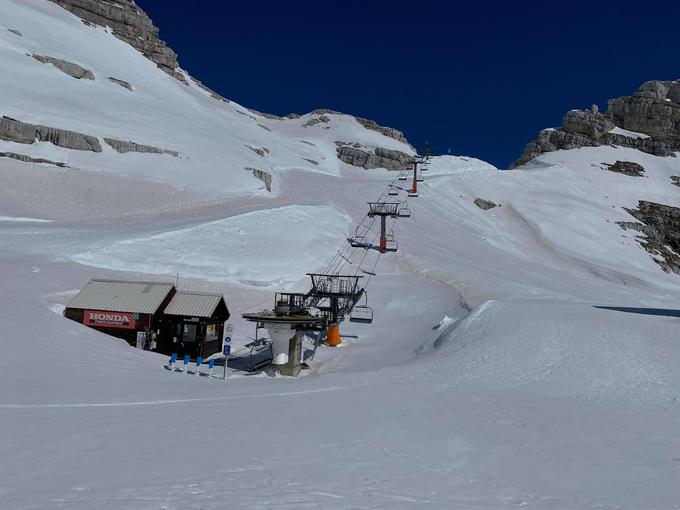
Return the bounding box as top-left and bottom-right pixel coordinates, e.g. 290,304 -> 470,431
180,321 -> 200,358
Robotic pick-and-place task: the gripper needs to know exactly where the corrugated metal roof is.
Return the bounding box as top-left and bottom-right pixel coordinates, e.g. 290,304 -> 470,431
163,291 -> 224,318
67,279 -> 175,314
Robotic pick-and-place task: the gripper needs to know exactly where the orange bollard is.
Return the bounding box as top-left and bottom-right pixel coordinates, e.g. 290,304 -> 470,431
326,324 -> 341,346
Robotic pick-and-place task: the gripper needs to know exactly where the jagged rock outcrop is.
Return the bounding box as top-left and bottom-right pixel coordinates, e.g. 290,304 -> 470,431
671,176 -> 680,187
512,80 -> 680,168
108,76 -> 133,91
354,116 -> 412,147
336,145 -> 413,171
0,116 -> 102,152
303,109 -> 412,147
474,198 -> 498,210
618,201 -> 680,274
603,161 -> 645,177
104,137 -> 177,156
32,54 -> 94,80
50,0 -> 184,82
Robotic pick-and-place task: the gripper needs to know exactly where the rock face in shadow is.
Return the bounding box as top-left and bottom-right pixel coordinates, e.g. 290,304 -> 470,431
50,0 -> 184,82
336,145 -> 413,171
618,200 -> 680,274
0,116 -> 102,152
32,54 -> 94,80
512,80 -> 680,168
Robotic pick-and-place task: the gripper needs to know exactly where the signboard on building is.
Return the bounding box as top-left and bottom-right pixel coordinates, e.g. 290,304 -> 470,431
84,310 -> 136,329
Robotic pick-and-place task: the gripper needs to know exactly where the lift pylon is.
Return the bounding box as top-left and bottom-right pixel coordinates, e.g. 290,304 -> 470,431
367,202 -> 400,253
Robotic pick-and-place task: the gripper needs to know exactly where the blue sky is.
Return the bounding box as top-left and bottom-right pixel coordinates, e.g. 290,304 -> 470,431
139,0 -> 680,168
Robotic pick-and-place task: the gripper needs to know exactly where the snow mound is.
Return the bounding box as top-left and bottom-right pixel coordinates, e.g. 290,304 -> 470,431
420,300 -> 680,400
71,205 -> 352,286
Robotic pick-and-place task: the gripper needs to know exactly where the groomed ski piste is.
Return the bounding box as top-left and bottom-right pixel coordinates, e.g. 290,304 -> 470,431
3,1 -> 680,508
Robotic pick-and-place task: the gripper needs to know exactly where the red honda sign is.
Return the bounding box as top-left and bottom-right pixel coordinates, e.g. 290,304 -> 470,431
84,310 -> 136,329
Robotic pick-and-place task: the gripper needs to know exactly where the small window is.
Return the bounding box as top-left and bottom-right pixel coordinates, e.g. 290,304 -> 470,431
206,324 -> 219,341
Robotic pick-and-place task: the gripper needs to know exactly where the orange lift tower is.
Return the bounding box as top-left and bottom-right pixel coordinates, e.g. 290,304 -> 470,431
408,157 -> 426,197
367,202 -> 400,253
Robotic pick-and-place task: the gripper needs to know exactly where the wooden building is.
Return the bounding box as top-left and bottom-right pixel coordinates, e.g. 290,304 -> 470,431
64,279 -> 229,359
159,290 -> 230,358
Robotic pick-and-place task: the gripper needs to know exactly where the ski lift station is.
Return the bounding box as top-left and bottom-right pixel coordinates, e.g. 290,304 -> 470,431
62,153 -> 428,377
64,279 -> 229,359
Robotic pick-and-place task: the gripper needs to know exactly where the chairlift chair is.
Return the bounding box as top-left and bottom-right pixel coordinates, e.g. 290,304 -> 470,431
349,292 -> 374,324
416,176 -> 424,182
398,174 -> 408,181
349,235 -> 369,248
384,237 -> 398,252
388,186 -> 399,196
350,305 -> 373,324
408,190 -> 419,198
397,205 -> 411,218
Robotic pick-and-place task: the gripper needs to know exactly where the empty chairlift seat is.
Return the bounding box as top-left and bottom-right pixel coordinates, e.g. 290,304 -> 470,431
384,231 -> 398,252
350,291 -> 374,324
397,205 -> 411,218
350,305 -> 373,324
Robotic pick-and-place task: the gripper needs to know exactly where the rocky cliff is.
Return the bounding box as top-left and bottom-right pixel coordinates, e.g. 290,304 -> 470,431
512,80 -> 680,168
618,201 -> 680,274
50,0 -> 184,82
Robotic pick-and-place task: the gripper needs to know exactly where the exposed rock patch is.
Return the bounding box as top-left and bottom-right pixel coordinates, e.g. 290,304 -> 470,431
355,116 -> 412,148
245,167 -> 272,191
246,145 -> 270,158
32,54 -> 94,80
50,0 -> 185,82
0,152 -> 68,167
247,109 -> 284,120
618,200 -> 680,274
302,158 -> 319,166
336,145 -> 413,171
303,115 -> 331,128
512,80 -> 680,168
104,137 -> 177,156
191,77 -> 228,102
0,116 -> 102,152
474,198 -> 498,210
671,176 -> 680,187
236,110 -> 258,121
8,29 -> 22,37
107,76 -> 133,91
603,161 -> 645,177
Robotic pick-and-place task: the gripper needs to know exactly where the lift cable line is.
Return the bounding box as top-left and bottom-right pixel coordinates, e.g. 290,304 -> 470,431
242,148 -> 429,375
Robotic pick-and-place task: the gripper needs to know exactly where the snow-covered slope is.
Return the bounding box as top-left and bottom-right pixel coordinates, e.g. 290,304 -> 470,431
2,1 -> 680,509
0,0 -> 412,218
